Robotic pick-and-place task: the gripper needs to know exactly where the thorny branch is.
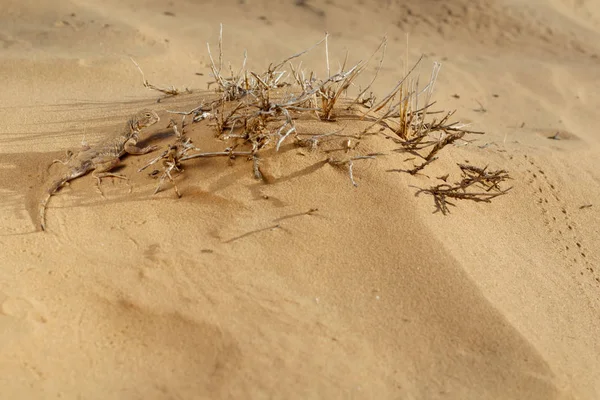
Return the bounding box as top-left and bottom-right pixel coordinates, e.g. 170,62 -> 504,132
417,164 -> 512,214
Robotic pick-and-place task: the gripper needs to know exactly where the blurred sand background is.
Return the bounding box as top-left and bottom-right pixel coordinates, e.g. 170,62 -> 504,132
1,0 -> 599,399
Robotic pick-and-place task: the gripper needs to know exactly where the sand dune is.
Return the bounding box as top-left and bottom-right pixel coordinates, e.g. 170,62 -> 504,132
1,0 -> 599,399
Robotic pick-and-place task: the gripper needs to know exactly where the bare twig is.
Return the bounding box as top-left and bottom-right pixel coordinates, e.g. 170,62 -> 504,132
328,154 -> 379,187
325,32 -> 330,78
130,58 -> 188,97
363,54 -> 424,119
416,164 -> 512,214
180,150 -> 253,162
473,100 -> 487,113
269,34 -> 329,74
225,224 -> 281,243
348,37 -> 387,110
273,208 -> 319,222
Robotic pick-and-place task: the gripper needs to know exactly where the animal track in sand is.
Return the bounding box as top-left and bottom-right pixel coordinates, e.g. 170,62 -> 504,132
522,154 -> 598,286
0,292 -> 48,325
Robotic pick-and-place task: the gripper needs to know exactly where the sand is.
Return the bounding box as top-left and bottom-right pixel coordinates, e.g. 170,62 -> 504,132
1,0 -> 599,399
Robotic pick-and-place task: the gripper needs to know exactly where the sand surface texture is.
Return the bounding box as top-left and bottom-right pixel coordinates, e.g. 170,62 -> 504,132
1,0 -> 599,399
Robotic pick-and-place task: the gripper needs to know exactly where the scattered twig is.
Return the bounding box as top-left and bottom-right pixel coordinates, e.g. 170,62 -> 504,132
548,132 -> 561,140
225,224 -> 281,243
328,154 -> 380,187
180,150 -> 253,162
473,100 -> 487,113
416,164 -> 512,214
348,37 -> 387,110
273,208 -> 319,222
130,57 -> 189,98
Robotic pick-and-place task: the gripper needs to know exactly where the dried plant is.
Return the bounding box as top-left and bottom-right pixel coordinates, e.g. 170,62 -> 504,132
364,62 -> 485,174
206,24 -> 250,101
417,164 -> 512,214
134,27 -> 510,214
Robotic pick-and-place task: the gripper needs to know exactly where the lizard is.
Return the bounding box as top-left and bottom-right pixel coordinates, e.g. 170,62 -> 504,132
39,109 -> 160,231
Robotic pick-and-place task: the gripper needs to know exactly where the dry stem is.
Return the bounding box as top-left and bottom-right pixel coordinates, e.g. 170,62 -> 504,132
131,58 -> 189,99
417,164 -> 512,214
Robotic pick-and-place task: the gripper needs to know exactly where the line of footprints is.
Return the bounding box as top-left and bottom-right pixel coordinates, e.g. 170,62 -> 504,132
522,154 -> 598,287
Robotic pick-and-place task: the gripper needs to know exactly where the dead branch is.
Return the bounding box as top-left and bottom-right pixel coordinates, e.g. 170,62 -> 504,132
328,154 -> 380,187
131,58 -> 189,98
347,37 -> 387,110
417,164 -> 512,214
180,150 -> 253,161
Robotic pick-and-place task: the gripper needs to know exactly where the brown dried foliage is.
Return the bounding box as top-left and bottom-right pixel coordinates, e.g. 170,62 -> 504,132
417,164 -> 512,214
139,26 -> 511,212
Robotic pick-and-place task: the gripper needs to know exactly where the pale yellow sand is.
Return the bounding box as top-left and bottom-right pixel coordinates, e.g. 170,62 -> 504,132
1,0 -> 599,399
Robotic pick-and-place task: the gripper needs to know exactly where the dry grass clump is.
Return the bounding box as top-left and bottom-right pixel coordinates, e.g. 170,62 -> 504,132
362,61 -> 485,175
137,25 -> 510,212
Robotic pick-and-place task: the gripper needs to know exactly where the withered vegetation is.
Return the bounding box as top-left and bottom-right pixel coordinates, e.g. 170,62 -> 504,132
417,164 -> 512,214
136,25 -> 511,212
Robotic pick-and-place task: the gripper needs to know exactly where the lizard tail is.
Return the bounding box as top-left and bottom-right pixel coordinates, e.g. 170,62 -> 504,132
39,177 -> 69,231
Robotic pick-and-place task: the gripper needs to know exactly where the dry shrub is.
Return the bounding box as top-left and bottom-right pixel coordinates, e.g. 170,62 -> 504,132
138,25 -> 510,212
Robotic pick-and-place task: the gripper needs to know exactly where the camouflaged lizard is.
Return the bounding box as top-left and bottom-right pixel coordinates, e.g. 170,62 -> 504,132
39,109 -> 160,231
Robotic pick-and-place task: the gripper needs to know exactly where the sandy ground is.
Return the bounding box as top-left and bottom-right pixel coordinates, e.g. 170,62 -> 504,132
1,0 -> 600,399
